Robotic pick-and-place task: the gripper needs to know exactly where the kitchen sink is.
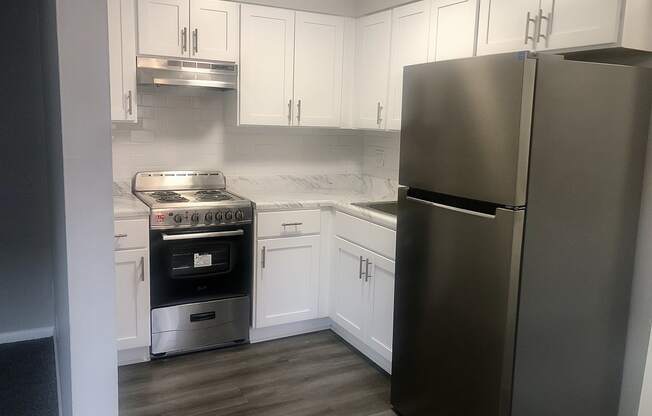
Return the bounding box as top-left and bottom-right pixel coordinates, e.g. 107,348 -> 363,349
352,201 -> 398,216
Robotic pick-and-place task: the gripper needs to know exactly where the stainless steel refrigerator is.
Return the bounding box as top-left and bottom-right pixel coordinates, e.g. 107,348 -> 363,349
392,53 -> 652,416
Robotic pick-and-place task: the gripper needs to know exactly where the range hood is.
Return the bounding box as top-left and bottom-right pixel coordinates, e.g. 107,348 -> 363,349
137,57 -> 237,90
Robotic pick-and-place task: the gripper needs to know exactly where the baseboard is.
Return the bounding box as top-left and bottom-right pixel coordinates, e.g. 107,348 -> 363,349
250,317 -> 331,343
331,321 -> 392,374
0,326 -> 54,344
118,346 -> 151,366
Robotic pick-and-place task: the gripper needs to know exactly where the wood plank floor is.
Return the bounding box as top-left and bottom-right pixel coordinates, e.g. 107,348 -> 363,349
119,330 -> 395,416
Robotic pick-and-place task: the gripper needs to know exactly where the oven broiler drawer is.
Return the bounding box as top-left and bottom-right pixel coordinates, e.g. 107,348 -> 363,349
151,296 -> 250,356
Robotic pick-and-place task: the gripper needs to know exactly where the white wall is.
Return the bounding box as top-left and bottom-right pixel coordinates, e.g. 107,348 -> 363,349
112,87 -> 364,181
362,131 -> 401,181
0,2 -> 55,343
39,0 -> 118,414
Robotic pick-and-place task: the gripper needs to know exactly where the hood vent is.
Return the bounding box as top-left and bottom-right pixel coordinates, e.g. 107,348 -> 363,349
137,57 -> 237,90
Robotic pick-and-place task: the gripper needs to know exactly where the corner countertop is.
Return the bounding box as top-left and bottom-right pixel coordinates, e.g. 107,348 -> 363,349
227,174 -> 399,230
113,182 -> 149,220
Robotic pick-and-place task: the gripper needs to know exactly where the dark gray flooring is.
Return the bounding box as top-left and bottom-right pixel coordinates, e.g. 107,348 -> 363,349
119,330 -> 394,416
0,337 -> 58,416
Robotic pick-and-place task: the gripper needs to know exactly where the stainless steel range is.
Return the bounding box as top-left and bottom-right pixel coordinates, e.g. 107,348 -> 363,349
134,171 -> 253,357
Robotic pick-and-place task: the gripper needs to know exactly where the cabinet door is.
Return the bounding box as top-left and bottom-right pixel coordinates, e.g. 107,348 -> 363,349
115,249 -> 150,350
256,236 -> 320,328
240,5 -> 295,126
190,0 -> 239,62
428,0 -> 479,62
387,2 -> 430,131
365,253 -> 395,362
332,237 -> 368,339
138,0 -> 190,57
477,0 -> 540,55
294,12 -> 344,127
355,10 -> 392,130
537,0 -> 620,51
108,0 -> 138,122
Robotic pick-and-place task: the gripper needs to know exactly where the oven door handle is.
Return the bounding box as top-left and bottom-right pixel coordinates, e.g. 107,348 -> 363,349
162,230 -> 245,241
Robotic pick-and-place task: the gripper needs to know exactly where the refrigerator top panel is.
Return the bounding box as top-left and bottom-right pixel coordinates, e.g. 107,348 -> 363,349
399,52 -> 536,207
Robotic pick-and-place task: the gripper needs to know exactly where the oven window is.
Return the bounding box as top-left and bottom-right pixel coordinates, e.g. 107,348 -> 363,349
170,241 -> 233,279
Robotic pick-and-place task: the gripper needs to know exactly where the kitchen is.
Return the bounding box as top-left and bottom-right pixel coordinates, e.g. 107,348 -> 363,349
3,0 -> 652,415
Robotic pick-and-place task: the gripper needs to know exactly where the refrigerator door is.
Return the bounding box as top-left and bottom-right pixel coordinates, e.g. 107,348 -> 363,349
399,53 -> 536,206
392,188 -> 524,416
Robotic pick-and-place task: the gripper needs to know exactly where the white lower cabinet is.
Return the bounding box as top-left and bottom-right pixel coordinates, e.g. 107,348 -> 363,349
332,236 -> 396,365
256,235 -> 321,328
115,248 -> 150,350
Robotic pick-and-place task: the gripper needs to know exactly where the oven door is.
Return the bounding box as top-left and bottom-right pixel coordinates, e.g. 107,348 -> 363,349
149,224 -> 253,308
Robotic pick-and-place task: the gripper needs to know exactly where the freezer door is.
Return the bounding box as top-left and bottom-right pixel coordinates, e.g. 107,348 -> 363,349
399,53 -> 536,206
391,189 -> 524,416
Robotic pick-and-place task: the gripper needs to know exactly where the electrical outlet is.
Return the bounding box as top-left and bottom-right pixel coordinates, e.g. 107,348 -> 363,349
374,148 -> 385,169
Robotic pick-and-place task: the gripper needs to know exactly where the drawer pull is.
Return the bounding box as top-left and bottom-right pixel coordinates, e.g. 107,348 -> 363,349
282,222 -> 303,227
190,311 -> 216,322
114,233 -> 128,238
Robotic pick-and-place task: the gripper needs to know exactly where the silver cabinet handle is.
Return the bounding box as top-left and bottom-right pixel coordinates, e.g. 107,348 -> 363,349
359,256 -> 365,280
288,99 -> 293,125
193,28 -> 198,54
524,12 -> 537,47
181,27 -> 188,52
297,99 -> 302,125
261,246 -> 266,269
376,102 -> 383,126
537,9 -> 552,46
282,222 -> 303,227
162,230 -> 244,241
114,233 -> 128,238
365,259 -> 372,282
127,90 -> 133,116
139,256 -> 145,282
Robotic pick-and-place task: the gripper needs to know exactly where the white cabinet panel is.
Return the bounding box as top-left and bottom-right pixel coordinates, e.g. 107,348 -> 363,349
428,0 -> 478,62
256,236 -> 320,328
332,237 -> 368,338
115,249 -> 150,350
365,253 -> 395,362
293,12 -> 344,127
355,10 -> 392,130
138,0 -> 190,57
537,0 -> 620,51
477,0 -> 540,55
386,1 -> 430,131
190,0 -> 239,62
240,5 -> 295,126
108,0 -> 137,122
257,209 -> 321,239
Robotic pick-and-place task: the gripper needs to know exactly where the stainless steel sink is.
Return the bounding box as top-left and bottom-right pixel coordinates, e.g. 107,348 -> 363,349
352,201 -> 398,216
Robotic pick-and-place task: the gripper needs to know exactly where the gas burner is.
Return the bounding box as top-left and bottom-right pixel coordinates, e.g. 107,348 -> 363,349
194,190 -> 232,202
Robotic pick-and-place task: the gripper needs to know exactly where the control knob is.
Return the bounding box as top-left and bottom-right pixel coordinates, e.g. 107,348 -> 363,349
235,210 -> 244,221
225,211 -> 233,221
205,212 -> 213,223
174,214 -> 183,224
215,212 -> 223,222
191,213 -> 200,224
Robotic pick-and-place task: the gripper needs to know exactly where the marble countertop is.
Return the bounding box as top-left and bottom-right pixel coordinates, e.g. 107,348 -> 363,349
113,182 -> 149,219
227,174 -> 399,230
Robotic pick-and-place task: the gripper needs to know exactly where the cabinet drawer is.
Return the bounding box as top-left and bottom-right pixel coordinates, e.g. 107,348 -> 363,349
335,212 -> 396,260
257,210 -> 321,238
114,218 -> 149,250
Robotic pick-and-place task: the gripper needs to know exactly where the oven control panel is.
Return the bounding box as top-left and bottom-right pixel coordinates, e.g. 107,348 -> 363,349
151,206 -> 253,229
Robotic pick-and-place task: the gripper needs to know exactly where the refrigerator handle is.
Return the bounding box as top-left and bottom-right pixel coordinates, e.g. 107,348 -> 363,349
406,196 -> 497,219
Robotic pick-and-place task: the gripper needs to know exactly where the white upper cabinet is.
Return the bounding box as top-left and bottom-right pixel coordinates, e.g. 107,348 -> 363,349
354,10 -> 393,130
240,5 -> 295,126
138,0 -> 189,57
536,0 -> 621,51
428,0 -> 479,62
138,0 -> 239,61
189,0 -> 239,61
256,236 -> 320,328
293,12 -> 345,127
386,1 -> 430,131
477,0 -> 540,55
108,0 -> 138,122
